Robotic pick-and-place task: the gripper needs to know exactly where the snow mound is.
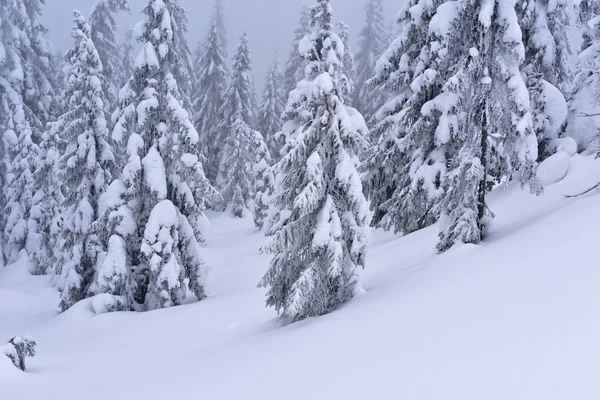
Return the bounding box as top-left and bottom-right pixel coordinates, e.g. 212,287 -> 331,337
0,350 -> 19,377
90,294 -> 126,315
552,137 -> 578,156
541,80 -> 568,137
537,151 -> 571,186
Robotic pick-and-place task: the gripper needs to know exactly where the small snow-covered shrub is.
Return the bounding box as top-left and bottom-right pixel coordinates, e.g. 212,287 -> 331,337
4,336 -> 36,371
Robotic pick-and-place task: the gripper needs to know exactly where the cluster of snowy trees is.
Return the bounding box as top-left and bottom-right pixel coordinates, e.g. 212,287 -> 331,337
1,0 -> 600,322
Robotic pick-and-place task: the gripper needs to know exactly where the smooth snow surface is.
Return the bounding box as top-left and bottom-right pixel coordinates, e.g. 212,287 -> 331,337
1,155 -> 600,399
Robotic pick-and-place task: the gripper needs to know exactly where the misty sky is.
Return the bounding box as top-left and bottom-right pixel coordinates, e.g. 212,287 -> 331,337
42,0 -> 401,92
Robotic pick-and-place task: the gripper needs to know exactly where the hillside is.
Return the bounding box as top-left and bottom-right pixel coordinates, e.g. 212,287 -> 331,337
1,154 -> 599,400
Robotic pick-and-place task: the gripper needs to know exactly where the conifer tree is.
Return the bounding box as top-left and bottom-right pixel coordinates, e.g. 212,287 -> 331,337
260,0 -> 371,322
568,0 -> 600,150
28,108 -> 63,275
89,0 -> 130,112
258,54 -> 286,161
168,0 -> 196,111
252,134 -> 275,230
336,21 -> 356,105
108,0 -> 217,311
121,29 -> 135,84
283,6 -> 311,95
53,10 -> 114,310
218,119 -> 263,217
191,17 -> 228,182
434,0 -> 541,252
2,0 -> 56,135
363,0 -> 446,232
353,0 -> 388,122
216,33 -> 261,213
0,0 -> 57,264
517,0 -> 571,159
213,0 -> 228,58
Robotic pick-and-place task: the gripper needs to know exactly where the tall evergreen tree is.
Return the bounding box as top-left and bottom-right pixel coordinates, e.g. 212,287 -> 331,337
258,53 -> 286,161
353,0 -> 388,123
434,0 -> 541,252
216,33 -> 261,213
218,119 -> 264,217
0,0 -> 60,265
568,0 -> 600,150
517,0 -> 571,160
121,29 -> 135,83
363,0 -> 446,232
89,0 -> 130,112
167,0 -> 196,111
283,6 -> 311,95
260,0 -> 371,322
101,0 -> 218,311
52,10 -> 114,310
3,0 -> 56,135
213,0 -> 228,58
191,17 -> 228,183
252,134 -> 275,230
336,21 -> 356,105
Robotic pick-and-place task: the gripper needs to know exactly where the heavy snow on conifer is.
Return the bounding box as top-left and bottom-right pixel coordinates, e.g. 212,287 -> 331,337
283,6 -> 311,95
353,0 -> 388,123
51,10 -> 115,311
517,0 -> 571,160
260,0 -> 371,322
258,54 -> 286,161
105,0 -> 217,311
363,0 -> 447,233
434,0 -> 541,252
89,0 -> 130,113
191,16 -> 228,183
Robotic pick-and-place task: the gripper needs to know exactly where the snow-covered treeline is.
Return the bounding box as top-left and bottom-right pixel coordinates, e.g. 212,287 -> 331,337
0,0 -> 598,322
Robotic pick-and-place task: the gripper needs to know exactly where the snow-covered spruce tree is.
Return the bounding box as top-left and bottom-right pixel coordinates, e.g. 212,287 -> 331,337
28,107 -> 63,275
0,14 -> 6,267
191,17 -> 228,183
218,119 -> 263,217
259,0 -> 371,322
353,0 -> 388,123
89,0 -> 130,112
517,0 -> 571,160
336,21 -> 356,105
3,103 -> 39,265
258,53 -> 286,161
252,131 -> 275,229
363,0 -> 446,232
283,6 -> 311,95
2,0 -> 56,135
53,10 -> 114,311
435,0 -> 541,252
568,0 -> 600,151
121,29 -> 135,84
0,0 -> 58,265
213,0 -> 228,58
216,32 -> 259,212
167,0 -> 196,112
109,0 -> 217,310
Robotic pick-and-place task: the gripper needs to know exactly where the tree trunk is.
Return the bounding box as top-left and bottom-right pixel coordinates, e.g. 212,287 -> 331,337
477,105 -> 488,239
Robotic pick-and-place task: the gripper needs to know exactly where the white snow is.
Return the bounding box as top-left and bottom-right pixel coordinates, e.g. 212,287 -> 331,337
1,156 -> 599,399
553,136 -> 578,156
142,146 -> 167,200
536,151 -> 571,186
541,80 -> 568,137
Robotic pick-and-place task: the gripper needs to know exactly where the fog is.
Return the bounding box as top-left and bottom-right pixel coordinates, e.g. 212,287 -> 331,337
42,0 -> 400,91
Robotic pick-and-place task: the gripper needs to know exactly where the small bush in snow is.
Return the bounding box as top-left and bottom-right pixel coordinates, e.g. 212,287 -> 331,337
4,336 -> 36,371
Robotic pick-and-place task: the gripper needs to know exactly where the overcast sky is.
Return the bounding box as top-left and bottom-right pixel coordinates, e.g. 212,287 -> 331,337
42,0 -> 401,91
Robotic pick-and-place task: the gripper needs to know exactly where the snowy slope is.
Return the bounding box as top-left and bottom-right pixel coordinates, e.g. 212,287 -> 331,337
1,155 -> 599,400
